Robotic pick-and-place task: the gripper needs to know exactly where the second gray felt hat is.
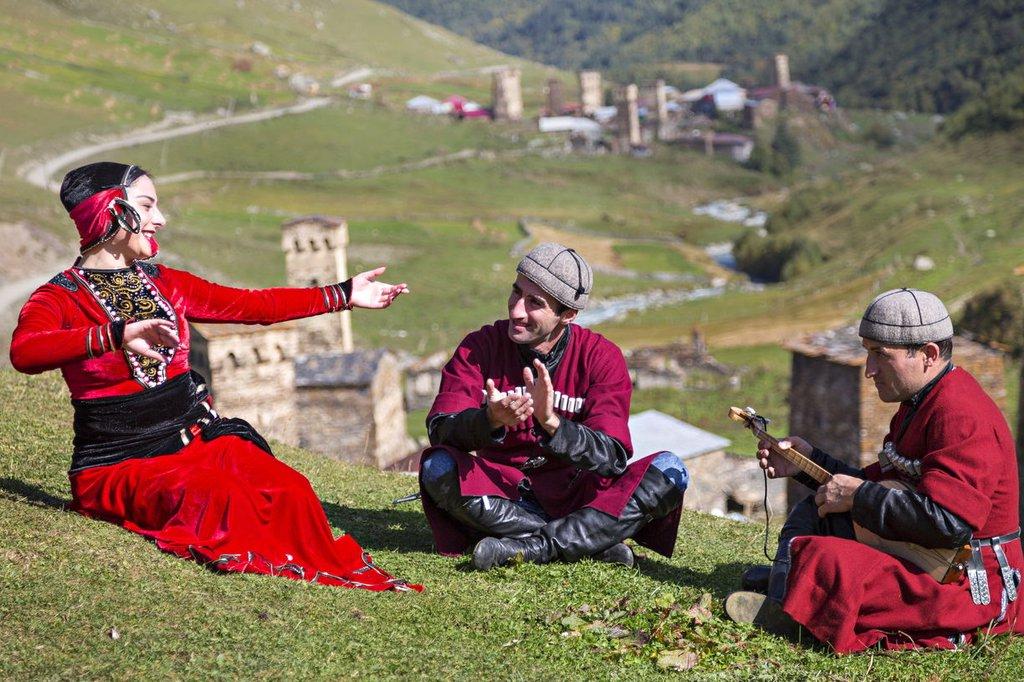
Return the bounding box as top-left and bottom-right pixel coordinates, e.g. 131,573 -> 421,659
859,288 -> 954,345
517,242 -> 593,310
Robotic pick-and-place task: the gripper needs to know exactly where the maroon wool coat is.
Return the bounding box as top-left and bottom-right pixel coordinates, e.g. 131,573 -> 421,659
783,367 -> 1023,652
420,320 -> 681,557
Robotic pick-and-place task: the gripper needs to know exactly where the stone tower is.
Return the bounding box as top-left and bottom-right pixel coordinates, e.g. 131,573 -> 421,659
641,79 -> 669,140
546,78 -> 565,115
784,327 -> 1007,511
492,68 -> 523,122
617,84 -> 641,150
281,215 -> 353,354
579,70 -> 602,116
775,53 -> 792,90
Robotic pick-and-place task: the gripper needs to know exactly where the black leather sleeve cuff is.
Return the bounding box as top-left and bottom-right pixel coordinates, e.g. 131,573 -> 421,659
851,479 -> 972,548
427,408 -> 505,450
539,418 -> 628,477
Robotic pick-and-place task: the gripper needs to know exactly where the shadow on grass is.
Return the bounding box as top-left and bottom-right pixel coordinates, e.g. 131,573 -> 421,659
322,501 -> 436,554
0,478 -> 69,509
635,554 -> 752,599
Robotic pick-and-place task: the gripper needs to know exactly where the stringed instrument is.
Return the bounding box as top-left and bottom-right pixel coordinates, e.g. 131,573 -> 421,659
728,406 -> 972,584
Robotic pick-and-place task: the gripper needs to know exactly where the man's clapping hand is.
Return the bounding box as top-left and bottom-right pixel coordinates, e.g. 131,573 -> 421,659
485,378 -> 534,429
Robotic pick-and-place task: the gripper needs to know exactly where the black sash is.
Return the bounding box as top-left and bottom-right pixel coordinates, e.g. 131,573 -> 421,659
70,371 -> 271,473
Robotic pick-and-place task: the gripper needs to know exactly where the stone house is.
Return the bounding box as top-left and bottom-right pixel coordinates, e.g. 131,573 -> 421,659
294,349 -> 415,468
189,215 -> 412,469
785,326 -> 1007,510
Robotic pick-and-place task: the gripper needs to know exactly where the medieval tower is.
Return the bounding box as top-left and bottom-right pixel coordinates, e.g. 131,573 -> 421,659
492,68 -> 523,122
617,84 -> 642,150
579,70 -> 602,116
281,215 -> 353,354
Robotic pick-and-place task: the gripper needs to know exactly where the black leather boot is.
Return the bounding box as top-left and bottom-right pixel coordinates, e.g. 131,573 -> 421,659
472,465 -> 683,570
422,466 -> 547,538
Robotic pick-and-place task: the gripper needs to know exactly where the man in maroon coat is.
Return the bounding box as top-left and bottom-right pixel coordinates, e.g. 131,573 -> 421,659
727,288 -> 1022,652
419,243 -> 687,570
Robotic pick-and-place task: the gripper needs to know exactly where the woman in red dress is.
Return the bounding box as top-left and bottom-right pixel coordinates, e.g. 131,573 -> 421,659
10,161 -> 421,591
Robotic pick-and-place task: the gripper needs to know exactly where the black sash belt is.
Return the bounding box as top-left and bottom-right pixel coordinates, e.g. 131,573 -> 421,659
967,528 -> 1021,606
70,371 -> 271,473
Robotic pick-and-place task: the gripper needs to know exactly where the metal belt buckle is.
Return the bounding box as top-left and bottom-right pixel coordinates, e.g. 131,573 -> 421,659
991,538 -> 1018,603
967,541 -> 991,606
521,456 -> 547,471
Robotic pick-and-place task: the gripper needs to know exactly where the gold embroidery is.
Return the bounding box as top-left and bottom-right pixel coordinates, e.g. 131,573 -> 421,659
79,268 -> 174,387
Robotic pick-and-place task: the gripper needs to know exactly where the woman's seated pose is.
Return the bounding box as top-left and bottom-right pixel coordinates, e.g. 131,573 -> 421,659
10,161 -> 420,591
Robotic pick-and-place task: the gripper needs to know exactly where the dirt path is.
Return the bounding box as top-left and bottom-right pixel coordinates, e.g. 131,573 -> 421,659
17,97 -> 335,192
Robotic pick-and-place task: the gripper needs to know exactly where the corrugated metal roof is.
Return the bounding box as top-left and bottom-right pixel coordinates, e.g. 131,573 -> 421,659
627,409 -> 731,464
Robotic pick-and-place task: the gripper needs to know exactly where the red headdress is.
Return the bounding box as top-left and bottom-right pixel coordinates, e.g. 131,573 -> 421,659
64,164 -> 149,256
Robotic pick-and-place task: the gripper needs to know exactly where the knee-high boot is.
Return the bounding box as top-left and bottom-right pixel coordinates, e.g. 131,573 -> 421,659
473,465 -> 684,570
421,465 -> 547,538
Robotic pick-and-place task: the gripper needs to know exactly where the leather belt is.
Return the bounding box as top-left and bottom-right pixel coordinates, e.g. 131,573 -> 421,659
968,528 -> 1020,606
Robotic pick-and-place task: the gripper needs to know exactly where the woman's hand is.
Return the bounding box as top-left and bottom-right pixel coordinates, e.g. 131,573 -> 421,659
349,266 -> 409,309
123,319 -> 178,362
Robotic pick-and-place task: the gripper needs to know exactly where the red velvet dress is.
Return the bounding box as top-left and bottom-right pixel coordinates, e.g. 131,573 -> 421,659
10,262 -> 420,591
782,368 -> 1021,651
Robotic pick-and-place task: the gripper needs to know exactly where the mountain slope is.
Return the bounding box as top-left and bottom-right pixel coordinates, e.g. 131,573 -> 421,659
815,0 -> 1024,113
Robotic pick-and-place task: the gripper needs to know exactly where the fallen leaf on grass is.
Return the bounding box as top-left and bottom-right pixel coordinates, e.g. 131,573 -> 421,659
560,614 -> 585,629
657,649 -> 698,671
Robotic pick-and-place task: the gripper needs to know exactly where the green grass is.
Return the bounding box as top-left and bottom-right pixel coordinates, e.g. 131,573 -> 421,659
614,243 -> 704,277
4,370 -> 1024,678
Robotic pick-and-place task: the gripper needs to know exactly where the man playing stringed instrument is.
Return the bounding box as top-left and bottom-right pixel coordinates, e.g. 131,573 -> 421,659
725,288 -> 1023,652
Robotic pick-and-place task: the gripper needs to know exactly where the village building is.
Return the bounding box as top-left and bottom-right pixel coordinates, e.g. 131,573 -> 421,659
294,349 -> 413,469
785,326 -> 1007,511
624,331 -> 740,390
190,215 -> 413,470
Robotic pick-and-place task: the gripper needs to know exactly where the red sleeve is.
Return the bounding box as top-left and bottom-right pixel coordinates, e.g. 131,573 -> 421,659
160,266 -> 341,325
580,341 -> 633,454
429,332 -> 486,418
915,410 -> 997,532
10,286 -> 119,374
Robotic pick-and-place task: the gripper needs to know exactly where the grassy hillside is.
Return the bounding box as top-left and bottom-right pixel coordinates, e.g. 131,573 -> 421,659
4,369 -> 1023,678
0,0 -> 553,166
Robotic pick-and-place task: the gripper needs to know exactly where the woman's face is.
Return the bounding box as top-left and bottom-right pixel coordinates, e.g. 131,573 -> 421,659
112,174 -> 165,260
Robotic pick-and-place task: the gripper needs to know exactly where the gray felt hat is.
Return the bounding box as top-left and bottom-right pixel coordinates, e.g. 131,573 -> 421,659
516,242 -> 593,310
859,288 -> 954,345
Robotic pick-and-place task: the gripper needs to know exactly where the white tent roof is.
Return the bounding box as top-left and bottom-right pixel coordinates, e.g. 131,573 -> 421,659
627,409 -> 731,464
704,78 -> 744,94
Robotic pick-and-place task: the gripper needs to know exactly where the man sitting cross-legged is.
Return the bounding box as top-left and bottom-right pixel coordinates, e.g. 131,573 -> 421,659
418,243 -> 688,569
726,288 -> 1023,652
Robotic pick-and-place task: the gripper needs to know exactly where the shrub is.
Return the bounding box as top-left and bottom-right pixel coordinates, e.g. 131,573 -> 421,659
957,282 -> 1024,354
863,121 -> 897,148
733,231 -> 823,282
